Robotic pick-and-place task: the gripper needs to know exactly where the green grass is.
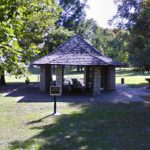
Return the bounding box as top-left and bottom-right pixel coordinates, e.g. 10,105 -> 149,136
1,68 -> 150,149
5,68 -> 150,87
5,74 -> 84,83
0,97 -> 82,150
5,74 -> 40,83
116,68 -> 150,87
0,96 -> 149,150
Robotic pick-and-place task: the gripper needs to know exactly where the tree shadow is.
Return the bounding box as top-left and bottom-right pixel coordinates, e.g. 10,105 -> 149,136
4,83 -> 52,102
9,102 -> 150,150
3,83 -> 118,103
0,83 -> 23,94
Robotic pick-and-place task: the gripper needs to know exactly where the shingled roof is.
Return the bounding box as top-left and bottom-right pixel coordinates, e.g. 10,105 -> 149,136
33,35 -> 124,66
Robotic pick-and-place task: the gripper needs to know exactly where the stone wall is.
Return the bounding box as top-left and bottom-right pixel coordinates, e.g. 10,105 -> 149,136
56,65 -> 63,87
107,66 -> 115,90
84,66 -> 91,90
101,67 -> 108,90
39,65 -> 51,91
92,66 -> 101,95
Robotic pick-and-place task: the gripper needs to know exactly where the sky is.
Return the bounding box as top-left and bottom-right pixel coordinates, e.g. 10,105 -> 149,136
86,0 -> 117,28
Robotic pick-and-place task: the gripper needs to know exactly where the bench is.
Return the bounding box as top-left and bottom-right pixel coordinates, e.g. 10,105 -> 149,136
145,78 -> 150,87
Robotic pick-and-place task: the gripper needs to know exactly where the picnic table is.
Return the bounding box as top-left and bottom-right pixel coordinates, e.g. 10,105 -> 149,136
145,78 -> 150,87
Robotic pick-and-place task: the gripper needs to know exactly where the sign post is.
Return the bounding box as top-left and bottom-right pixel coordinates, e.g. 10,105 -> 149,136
54,96 -> 56,114
50,86 -> 62,116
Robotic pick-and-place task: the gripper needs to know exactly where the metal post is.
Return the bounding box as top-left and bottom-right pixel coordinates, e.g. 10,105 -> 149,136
54,96 -> 56,114
121,78 -> 124,84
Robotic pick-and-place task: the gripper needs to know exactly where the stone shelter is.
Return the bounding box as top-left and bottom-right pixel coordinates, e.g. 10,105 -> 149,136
33,35 -> 124,95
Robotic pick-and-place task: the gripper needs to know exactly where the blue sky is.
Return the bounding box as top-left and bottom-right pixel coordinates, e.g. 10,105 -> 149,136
86,0 -> 117,28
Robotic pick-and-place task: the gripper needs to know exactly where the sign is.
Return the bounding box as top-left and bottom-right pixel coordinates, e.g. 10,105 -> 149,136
50,86 -> 62,96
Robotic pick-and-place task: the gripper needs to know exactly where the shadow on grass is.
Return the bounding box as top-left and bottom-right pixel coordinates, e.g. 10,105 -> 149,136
4,83 -> 52,102
26,114 -> 55,125
140,96 -> 150,102
0,83 -> 24,93
9,102 -> 150,150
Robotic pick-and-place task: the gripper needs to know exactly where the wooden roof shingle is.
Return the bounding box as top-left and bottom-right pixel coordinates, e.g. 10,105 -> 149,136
33,35 -> 124,66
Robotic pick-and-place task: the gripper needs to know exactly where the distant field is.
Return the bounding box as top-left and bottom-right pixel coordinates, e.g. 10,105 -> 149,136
5,68 -> 150,87
5,74 -> 40,83
5,74 -> 84,83
116,68 -> 150,87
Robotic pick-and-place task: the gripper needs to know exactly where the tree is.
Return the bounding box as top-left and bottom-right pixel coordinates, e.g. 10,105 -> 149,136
0,0 -> 61,85
106,29 -> 129,63
57,0 -> 87,30
111,0 -> 150,69
75,19 -> 99,42
75,19 -> 129,63
37,0 -> 87,63
37,0 -> 87,60
42,27 -> 74,56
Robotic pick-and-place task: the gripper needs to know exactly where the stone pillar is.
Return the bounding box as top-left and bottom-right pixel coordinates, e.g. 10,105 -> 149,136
92,66 -> 101,95
39,65 -> 51,91
56,65 -> 63,87
84,66 -> 91,90
101,67 -> 108,90
107,66 -> 116,90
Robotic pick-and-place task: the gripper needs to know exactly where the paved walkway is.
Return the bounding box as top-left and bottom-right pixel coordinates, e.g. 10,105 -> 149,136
1,83 -> 150,103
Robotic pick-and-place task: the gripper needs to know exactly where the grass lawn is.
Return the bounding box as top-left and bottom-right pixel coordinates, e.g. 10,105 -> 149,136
0,96 -> 149,150
5,68 -> 150,87
5,74 -> 83,83
0,68 -> 150,150
116,68 -> 150,87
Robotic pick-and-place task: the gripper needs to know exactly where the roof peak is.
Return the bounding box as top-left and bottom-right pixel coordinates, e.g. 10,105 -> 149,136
72,35 -> 104,56
33,35 -> 124,66
50,35 -> 104,57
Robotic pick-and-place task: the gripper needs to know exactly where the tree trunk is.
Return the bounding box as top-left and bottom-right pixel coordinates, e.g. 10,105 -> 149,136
0,70 -> 6,85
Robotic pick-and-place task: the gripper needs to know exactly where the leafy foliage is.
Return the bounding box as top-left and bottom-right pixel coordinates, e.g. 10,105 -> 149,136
0,0 -> 61,76
57,0 -> 87,30
41,27 -> 74,56
37,0 -> 87,59
112,0 -> 150,68
75,19 -> 129,63
107,30 -> 129,63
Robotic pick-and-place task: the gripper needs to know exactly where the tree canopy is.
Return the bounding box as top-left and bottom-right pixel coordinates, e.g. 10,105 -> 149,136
0,0 -> 61,78
75,19 -> 129,63
111,0 -> 150,68
42,27 -> 74,56
57,0 -> 87,30
42,0 -> 87,56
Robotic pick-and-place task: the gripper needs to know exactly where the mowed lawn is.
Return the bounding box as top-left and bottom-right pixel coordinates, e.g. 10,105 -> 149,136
116,68 -> 150,87
0,68 -> 150,150
0,98 -> 150,150
5,68 -> 150,87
